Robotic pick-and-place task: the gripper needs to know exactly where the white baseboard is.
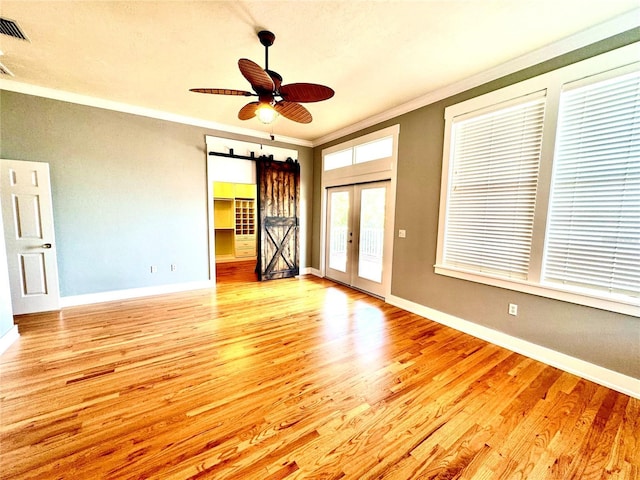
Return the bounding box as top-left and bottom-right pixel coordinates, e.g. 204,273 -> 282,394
0,325 -> 19,355
60,280 -> 216,308
309,268 -> 322,277
386,294 -> 640,399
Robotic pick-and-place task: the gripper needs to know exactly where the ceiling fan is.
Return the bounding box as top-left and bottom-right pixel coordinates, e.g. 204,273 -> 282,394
190,30 -> 334,124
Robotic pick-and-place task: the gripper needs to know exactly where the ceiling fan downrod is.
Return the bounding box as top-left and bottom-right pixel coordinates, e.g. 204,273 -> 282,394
257,30 -> 275,71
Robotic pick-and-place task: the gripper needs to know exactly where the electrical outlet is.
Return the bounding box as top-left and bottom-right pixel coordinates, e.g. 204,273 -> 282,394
170,264 -> 177,272
398,229 -> 406,238
508,303 -> 518,316
150,265 -> 157,273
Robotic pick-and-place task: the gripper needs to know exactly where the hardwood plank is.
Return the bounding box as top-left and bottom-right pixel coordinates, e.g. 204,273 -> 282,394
0,275 -> 637,479
215,260 -> 257,283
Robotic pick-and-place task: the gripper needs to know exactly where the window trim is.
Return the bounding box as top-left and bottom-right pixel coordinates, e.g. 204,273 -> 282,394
435,42 -> 640,317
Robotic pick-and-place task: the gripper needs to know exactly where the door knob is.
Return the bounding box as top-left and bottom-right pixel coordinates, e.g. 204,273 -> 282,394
42,243 -> 52,249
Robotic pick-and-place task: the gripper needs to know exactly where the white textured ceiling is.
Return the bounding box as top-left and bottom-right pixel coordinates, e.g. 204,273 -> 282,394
0,1 -> 638,143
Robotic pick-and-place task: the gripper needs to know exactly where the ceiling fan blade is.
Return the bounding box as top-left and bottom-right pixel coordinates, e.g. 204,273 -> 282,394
266,69 -> 283,92
190,88 -> 253,96
239,58 -> 274,93
280,83 -> 334,103
238,101 -> 261,120
274,101 -> 312,124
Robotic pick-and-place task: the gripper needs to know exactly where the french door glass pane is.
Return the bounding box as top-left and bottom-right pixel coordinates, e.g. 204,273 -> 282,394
358,187 -> 386,283
328,191 -> 350,272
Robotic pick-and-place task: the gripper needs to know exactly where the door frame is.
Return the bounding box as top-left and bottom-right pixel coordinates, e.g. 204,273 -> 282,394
325,181 -> 392,298
205,136 -> 299,282
319,125 -> 400,300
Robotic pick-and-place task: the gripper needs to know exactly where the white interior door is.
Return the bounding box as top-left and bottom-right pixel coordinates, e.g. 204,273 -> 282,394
325,181 -> 391,298
0,160 -> 60,314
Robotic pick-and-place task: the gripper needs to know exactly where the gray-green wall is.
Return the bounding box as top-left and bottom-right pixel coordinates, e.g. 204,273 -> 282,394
0,93 -> 313,297
312,30 -> 640,379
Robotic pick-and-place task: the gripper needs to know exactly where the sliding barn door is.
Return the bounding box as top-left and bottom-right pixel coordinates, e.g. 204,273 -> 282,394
256,156 -> 300,281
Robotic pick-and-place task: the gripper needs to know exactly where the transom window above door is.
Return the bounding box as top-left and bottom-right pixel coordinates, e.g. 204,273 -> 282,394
322,125 -> 399,185
324,136 -> 394,171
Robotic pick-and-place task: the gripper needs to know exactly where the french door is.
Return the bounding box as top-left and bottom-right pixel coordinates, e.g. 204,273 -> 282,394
325,181 -> 391,298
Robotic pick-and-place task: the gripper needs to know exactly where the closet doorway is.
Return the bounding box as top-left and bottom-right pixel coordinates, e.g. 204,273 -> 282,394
205,135 -> 299,285
213,181 -> 258,284
325,181 -> 391,298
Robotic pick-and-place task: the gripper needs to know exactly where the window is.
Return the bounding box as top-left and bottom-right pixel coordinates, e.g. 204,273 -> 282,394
444,93 -> 545,280
324,148 -> 353,171
436,43 -> 639,316
354,137 -> 393,164
323,130 -> 396,175
543,70 -> 640,299
324,137 -> 394,171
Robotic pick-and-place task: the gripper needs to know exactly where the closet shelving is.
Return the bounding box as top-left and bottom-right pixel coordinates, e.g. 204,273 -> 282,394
213,182 -> 256,262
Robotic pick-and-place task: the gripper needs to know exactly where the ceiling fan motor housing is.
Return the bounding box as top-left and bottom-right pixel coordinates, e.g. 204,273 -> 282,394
258,30 -> 275,47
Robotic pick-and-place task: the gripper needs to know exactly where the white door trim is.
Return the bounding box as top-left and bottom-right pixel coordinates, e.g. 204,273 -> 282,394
204,136 -> 299,280
320,125 -> 399,299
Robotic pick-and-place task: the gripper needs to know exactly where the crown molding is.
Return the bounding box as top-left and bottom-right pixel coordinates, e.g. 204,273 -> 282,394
1,9 -> 637,151
0,79 -> 313,148
311,9 -> 640,147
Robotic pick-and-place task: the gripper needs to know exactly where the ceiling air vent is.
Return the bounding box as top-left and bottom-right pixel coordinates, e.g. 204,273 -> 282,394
0,61 -> 15,76
0,17 -> 29,41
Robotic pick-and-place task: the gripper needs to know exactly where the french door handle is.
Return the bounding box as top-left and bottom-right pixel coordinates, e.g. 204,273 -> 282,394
42,243 -> 52,249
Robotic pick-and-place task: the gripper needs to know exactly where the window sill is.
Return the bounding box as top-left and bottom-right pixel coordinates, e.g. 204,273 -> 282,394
434,265 -> 640,317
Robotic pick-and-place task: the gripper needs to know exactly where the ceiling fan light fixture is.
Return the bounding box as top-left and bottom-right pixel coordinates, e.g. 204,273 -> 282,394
190,30 -> 333,124
256,104 -> 278,124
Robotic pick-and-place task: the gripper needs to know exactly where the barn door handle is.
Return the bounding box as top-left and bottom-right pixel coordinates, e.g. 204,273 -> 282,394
42,243 -> 52,249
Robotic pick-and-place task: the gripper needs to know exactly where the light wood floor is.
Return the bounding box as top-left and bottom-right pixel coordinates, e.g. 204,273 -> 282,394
215,259 -> 258,283
1,270 -> 638,479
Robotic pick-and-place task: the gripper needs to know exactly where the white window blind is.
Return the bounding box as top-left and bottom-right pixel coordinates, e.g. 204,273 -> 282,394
443,96 -> 546,279
543,70 -> 640,298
